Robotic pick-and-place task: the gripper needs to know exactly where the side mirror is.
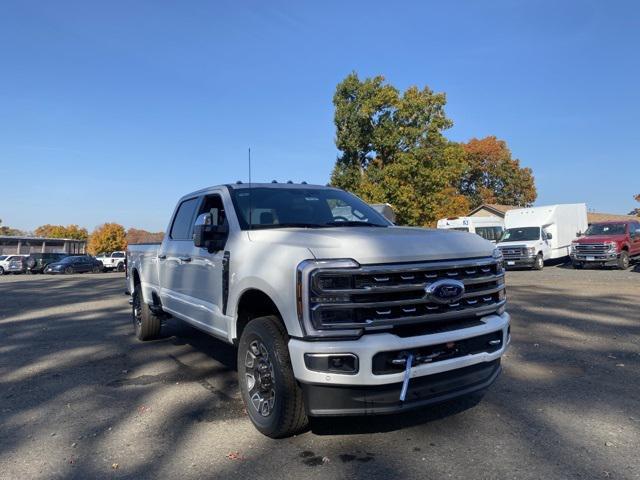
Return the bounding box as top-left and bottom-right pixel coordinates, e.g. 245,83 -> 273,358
576,231 -> 582,237
193,209 -> 228,252
546,232 -> 553,240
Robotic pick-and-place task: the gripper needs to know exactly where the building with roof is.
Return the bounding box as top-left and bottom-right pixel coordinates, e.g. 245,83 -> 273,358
468,204 -> 637,225
0,236 -> 86,255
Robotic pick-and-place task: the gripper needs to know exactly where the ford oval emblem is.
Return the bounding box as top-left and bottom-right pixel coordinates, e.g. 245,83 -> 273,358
425,279 -> 465,304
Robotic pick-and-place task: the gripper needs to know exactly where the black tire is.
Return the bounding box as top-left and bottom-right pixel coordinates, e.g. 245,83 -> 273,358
0,266 -> 4,275
237,315 -> 308,438
132,284 -> 161,340
533,253 -> 544,270
617,250 -> 630,270
65,266 -> 74,274
92,266 -> 102,273
572,261 -> 583,269
117,262 -> 125,272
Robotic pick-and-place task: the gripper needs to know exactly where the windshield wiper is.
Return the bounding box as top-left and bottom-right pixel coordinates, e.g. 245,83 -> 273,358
323,221 -> 386,227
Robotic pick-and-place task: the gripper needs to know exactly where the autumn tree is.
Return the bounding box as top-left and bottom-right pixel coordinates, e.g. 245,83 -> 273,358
459,136 -> 536,209
87,223 -> 127,255
126,228 -> 164,244
630,194 -> 640,216
34,224 -> 88,240
0,219 -> 23,236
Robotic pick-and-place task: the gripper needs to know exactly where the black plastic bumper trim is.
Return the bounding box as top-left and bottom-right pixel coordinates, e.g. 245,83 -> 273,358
300,359 -> 501,416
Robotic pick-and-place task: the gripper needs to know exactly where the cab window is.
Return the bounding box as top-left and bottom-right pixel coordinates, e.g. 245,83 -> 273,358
170,198 -> 199,240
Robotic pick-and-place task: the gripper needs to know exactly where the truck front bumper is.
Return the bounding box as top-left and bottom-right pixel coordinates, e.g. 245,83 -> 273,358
571,252 -> 619,265
503,256 -> 536,268
288,312 -> 510,416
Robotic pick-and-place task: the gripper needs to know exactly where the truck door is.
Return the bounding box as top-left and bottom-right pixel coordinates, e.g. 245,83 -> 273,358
630,223 -> 640,255
158,197 -> 200,318
182,193 -> 230,339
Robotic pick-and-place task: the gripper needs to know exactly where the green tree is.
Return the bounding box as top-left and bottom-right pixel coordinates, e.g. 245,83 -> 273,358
330,73 -> 465,226
87,223 -> 127,255
459,136 -> 537,209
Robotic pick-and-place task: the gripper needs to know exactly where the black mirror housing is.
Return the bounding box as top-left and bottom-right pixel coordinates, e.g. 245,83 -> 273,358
193,212 -> 228,252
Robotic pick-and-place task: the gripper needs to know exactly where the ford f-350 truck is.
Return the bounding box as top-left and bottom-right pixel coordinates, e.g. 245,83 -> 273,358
126,183 -> 510,438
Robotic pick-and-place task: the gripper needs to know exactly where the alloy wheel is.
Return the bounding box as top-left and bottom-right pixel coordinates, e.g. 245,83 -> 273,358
244,340 -> 276,417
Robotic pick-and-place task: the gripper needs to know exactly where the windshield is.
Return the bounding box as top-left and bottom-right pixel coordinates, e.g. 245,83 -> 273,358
450,227 -> 469,232
500,227 -> 540,242
585,223 -> 626,236
229,187 -> 391,230
0,256 -> 7,261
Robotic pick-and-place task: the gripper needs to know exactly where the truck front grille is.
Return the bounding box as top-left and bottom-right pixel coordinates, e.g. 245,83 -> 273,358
498,246 -> 527,259
574,243 -> 608,254
308,257 -> 505,332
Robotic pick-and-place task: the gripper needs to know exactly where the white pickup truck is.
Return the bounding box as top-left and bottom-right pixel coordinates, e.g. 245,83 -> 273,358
98,251 -> 126,272
126,183 -> 510,438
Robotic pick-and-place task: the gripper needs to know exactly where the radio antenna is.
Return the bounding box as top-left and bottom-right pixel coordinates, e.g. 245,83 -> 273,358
248,147 -> 253,230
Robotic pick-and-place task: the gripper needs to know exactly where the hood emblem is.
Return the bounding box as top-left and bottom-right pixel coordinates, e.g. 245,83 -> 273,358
425,279 -> 466,304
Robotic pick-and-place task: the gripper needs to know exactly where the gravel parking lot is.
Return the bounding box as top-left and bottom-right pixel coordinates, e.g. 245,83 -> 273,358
1,265 -> 639,480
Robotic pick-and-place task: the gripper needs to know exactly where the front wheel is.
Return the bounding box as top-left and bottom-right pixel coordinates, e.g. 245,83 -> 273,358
0,267 -> 4,275
617,251 -> 630,270
572,261 -> 584,269
131,285 -> 161,340
65,267 -> 74,274
237,315 -> 308,438
533,253 -> 544,270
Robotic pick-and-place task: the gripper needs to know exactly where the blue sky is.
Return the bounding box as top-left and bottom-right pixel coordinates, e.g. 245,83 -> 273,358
1,0 -> 638,232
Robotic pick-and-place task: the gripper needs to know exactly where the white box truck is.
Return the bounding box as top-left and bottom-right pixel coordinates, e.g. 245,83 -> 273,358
437,216 -> 505,243
497,204 -> 588,270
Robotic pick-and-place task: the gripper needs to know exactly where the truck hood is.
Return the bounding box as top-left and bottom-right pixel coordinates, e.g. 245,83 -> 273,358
574,235 -> 626,244
248,226 -> 495,264
497,240 -> 541,249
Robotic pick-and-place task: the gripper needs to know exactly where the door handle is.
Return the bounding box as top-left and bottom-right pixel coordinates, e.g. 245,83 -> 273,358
158,254 -> 167,260
179,256 -> 192,263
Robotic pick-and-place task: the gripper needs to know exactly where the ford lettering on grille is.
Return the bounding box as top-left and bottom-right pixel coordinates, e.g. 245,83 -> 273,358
425,279 -> 466,304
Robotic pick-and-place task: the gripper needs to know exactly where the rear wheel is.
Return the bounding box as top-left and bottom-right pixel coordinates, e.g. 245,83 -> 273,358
237,315 -> 308,438
533,253 -> 544,270
617,251 -> 630,270
132,284 -> 161,340
92,266 -> 102,273
117,262 -> 125,272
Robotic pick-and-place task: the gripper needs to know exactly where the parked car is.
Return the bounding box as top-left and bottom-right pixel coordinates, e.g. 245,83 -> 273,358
497,204 -> 588,270
437,216 -> 505,243
127,182 -> 509,438
24,253 -> 70,274
570,220 -> 640,269
0,254 -> 28,275
100,251 -> 126,272
44,255 -> 104,274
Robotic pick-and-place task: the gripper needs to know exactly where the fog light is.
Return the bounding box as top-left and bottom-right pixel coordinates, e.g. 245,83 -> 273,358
304,353 -> 359,374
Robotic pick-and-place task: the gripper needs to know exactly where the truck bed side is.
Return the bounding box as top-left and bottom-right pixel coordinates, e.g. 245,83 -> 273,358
126,243 -> 161,304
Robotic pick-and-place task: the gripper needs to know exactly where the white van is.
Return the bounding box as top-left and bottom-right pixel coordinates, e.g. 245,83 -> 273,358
497,204 -> 588,270
437,216 -> 504,243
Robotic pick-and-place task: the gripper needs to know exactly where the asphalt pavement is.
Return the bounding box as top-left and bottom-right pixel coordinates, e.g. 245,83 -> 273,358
1,265 -> 639,479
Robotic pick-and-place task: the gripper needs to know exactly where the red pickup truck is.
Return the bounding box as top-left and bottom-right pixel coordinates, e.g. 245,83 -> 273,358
570,220 -> 640,269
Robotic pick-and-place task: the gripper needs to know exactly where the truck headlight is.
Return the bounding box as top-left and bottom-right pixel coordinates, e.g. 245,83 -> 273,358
527,246 -> 536,256
492,248 -> 503,262
297,259 -> 361,338
605,241 -> 617,253
570,242 -> 577,253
